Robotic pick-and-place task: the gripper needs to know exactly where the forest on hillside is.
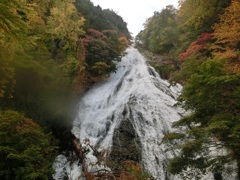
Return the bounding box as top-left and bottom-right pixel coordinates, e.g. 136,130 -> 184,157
0,0 -> 130,179
136,0 -> 240,178
1,0 -> 240,179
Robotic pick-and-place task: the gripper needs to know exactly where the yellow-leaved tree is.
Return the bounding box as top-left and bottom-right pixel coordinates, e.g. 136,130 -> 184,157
47,0 -> 84,57
0,0 -> 29,98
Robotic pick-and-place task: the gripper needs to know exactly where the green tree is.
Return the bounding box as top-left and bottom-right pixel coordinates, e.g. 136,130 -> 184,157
0,110 -> 57,179
102,9 -> 131,39
140,5 -> 178,54
74,0 -> 130,38
164,59 -> 240,178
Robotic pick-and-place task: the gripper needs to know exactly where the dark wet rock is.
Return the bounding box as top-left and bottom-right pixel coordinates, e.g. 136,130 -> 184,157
109,117 -> 142,171
214,172 -> 223,180
137,48 -> 180,80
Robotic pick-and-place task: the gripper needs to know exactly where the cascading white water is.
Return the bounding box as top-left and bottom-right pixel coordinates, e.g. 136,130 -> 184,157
71,47 -> 181,178
70,46 -> 182,179
54,47 -> 233,179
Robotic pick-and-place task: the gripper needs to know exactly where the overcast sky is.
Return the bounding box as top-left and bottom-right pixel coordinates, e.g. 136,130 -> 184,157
91,0 -> 179,37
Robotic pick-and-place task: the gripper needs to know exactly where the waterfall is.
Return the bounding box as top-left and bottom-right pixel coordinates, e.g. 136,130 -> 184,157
53,47 -> 234,179
72,47 -> 183,179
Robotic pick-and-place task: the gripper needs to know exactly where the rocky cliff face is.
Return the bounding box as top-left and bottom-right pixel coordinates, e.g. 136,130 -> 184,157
109,116 -> 142,170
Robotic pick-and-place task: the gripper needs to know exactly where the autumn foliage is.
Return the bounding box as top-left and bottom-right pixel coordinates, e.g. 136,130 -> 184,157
179,33 -> 213,61
211,0 -> 240,72
0,0 -> 130,179
137,0 -> 240,177
82,28 -> 129,78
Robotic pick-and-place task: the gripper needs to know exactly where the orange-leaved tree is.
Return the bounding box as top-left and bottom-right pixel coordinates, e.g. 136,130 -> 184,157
211,0 -> 240,72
